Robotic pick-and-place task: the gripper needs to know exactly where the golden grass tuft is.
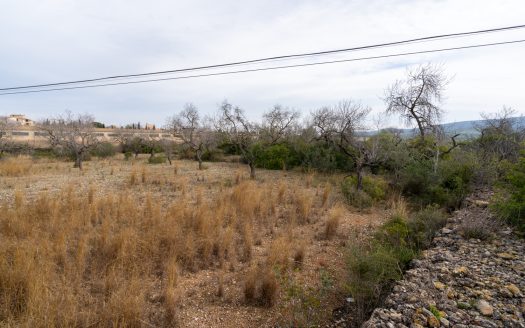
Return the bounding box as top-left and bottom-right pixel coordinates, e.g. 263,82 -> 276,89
243,265 -> 278,307
295,191 -> 313,224
267,237 -> 290,269
321,183 -> 332,207
0,157 -> 33,177
129,169 -> 137,185
293,242 -> 306,268
325,204 -> 344,240
141,166 -> 147,183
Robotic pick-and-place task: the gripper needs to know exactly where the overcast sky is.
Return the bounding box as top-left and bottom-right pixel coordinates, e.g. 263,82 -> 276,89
1,0 -> 524,128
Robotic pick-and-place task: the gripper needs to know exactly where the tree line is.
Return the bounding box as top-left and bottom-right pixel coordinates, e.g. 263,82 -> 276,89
2,63 -> 524,216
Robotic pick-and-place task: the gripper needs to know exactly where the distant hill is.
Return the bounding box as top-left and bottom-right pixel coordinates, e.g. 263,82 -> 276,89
374,117 -> 525,139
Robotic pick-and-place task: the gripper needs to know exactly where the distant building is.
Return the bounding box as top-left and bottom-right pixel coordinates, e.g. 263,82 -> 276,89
144,123 -> 156,130
6,114 -> 34,126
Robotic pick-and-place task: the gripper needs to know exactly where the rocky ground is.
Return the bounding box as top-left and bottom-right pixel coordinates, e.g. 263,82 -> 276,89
363,192 -> 525,328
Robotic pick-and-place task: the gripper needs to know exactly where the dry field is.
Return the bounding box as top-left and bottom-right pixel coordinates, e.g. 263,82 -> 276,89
0,156 -> 388,327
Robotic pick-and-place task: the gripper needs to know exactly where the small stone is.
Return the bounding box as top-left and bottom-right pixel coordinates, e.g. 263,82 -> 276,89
440,317 -> 450,327
346,297 -> 355,303
452,266 -> 468,276
506,284 -> 521,297
442,228 -> 453,234
476,300 -> 493,316
427,315 -> 440,327
497,252 -> 516,260
472,200 -> 489,207
433,281 -> 446,290
457,301 -> 471,309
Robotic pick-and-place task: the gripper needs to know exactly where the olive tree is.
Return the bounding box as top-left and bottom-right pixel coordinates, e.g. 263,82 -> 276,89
384,64 -> 448,139
312,100 -> 372,190
40,111 -> 99,169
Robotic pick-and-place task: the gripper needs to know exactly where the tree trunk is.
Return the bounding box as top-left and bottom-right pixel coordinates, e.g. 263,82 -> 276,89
135,151 -> 139,158
249,162 -> 256,179
74,154 -> 82,169
355,164 -> 363,191
150,148 -> 155,159
433,144 -> 440,173
197,150 -> 203,170
166,154 -> 172,165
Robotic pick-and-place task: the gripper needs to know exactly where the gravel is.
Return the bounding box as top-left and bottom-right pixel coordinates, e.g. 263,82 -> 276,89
363,193 -> 525,328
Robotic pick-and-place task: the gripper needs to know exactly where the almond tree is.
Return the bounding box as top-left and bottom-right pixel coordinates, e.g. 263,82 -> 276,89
216,101 -> 259,179
384,64 -> 447,139
167,103 -> 215,170
312,100 -> 372,190
259,105 -> 300,144
40,111 -> 99,169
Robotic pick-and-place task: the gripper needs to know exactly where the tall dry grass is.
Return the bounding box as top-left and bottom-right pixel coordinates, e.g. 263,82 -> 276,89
0,162 -> 345,326
0,157 -> 33,177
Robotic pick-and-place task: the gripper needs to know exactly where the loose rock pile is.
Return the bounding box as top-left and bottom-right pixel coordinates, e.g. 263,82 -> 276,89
363,195 -> 525,328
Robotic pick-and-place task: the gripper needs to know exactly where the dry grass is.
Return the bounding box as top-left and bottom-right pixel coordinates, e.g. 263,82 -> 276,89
0,157 -> 33,177
322,183 -> 332,207
295,190 -> 314,224
325,204 -> 344,240
0,157 -> 383,327
293,242 -> 306,269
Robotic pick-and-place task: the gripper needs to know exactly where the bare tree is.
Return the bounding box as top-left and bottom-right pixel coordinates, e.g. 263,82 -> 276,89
159,138 -> 177,165
384,64 -> 448,139
167,103 -> 215,170
40,111 -> 99,169
141,133 -> 159,160
216,100 -> 259,179
476,106 -> 525,162
260,105 -> 300,144
312,100 -> 372,190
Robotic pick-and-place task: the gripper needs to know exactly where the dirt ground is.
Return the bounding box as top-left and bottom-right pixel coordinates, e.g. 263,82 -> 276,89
0,155 -> 388,327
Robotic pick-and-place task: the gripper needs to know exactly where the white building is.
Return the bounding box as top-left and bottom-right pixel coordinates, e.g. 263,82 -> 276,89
6,114 -> 34,126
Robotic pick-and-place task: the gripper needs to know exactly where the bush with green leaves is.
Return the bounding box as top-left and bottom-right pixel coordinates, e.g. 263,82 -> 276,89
346,243 -> 403,322
91,142 -> 116,158
407,206 -> 447,249
148,155 -> 167,164
346,206 -> 445,322
341,175 -> 387,209
253,143 -> 294,170
397,150 -> 476,211
492,151 -> 525,233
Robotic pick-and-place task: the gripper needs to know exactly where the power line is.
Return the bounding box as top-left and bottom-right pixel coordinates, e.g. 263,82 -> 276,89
1,38 -> 523,96
1,24 -> 525,91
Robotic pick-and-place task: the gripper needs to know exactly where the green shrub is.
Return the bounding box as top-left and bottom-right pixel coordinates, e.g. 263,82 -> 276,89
32,148 -> 57,159
346,244 -> 402,321
341,187 -> 373,210
375,215 -> 416,266
398,152 -> 475,210
349,175 -> 388,201
91,142 -> 116,158
346,206 -> 446,323
148,155 -> 166,164
492,153 -> 525,233
253,143 -> 290,170
407,207 -> 447,249
124,151 -> 132,161
341,175 -> 387,209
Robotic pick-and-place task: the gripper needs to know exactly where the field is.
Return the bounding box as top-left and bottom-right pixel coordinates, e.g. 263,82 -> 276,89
0,156 -> 388,327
